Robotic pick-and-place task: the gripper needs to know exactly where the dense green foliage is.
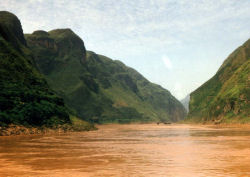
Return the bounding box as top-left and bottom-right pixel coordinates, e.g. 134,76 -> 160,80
0,11 -> 70,127
26,30 -> 186,123
187,39 -> 250,123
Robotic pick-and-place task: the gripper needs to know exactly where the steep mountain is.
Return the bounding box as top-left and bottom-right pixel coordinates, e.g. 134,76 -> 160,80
0,11 -> 70,127
26,29 -> 186,123
181,95 -> 190,112
187,39 -> 250,123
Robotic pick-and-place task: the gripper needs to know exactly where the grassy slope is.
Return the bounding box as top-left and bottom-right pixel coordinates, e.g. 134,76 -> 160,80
0,11 -> 70,127
187,39 -> 250,123
26,30 -> 186,123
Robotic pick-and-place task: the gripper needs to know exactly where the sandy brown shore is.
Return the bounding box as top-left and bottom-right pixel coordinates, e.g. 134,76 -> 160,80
0,124 -> 89,136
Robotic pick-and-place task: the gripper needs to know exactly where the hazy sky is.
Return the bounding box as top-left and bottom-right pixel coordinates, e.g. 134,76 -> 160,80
1,0 -> 250,100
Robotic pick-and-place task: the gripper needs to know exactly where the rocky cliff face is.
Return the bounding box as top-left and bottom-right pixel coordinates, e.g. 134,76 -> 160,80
26,31 -> 56,50
0,11 -> 70,127
25,29 -> 86,74
26,30 -> 187,123
187,39 -> 250,123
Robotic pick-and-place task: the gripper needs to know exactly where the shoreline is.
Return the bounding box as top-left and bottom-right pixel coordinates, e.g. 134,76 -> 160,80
177,122 -> 250,129
0,124 -> 96,136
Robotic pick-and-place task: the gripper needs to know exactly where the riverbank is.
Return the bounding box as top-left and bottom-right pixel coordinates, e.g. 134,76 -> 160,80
0,117 -> 97,136
178,121 -> 250,130
207,123 -> 250,129
0,124 -> 69,136
0,123 -> 96,136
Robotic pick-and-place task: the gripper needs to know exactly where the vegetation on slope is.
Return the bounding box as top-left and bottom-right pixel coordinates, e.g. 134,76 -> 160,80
0,11 -> 70,127
26,30 -> 186,123
84,52 -> 186,123
187,39 -> 250,123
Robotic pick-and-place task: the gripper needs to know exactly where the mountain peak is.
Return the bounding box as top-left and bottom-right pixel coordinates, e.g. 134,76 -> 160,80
48,28 -> 81,42
25,28 -> 86,74
48,28 -> 86,59
0,11 -> 26,46
32,30 -> 49,37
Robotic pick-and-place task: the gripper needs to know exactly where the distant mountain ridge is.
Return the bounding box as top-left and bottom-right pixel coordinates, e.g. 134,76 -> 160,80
187,39 -> 250,123
181,95 -> 190,112
25,29 -> 187,123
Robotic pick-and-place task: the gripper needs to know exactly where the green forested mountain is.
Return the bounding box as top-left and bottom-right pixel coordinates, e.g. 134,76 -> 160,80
187,39 -> 250,123
26,29 -> 186,123
0,11 -> 70,127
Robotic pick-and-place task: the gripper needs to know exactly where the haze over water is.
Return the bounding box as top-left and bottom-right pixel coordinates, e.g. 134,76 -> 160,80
1,124 -> 250,176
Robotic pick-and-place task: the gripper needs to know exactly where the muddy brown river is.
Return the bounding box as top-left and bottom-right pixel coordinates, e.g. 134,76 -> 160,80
1,124 -> 250,177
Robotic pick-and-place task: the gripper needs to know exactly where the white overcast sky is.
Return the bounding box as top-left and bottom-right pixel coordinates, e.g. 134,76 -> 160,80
1,0 -> 250,99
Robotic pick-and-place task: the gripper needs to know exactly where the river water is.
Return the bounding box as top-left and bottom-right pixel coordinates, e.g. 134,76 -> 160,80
0,124 -> 250,177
